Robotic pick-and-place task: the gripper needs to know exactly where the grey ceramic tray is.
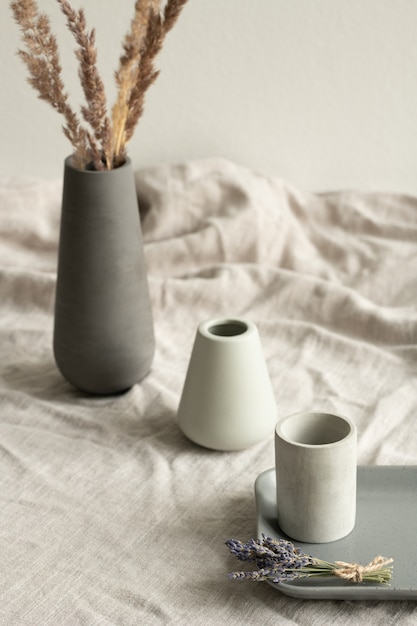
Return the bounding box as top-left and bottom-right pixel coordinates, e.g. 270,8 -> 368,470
255,466 -> 417,600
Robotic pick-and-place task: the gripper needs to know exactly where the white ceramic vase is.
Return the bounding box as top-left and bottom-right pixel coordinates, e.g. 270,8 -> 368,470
275,411 -> 357,543
177,317 -> 277,451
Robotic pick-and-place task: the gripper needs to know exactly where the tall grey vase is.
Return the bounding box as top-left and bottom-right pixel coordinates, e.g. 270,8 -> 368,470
53,156 -> 155,395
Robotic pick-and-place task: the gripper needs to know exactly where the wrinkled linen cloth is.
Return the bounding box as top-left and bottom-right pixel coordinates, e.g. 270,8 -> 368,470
1,158 -> 417,625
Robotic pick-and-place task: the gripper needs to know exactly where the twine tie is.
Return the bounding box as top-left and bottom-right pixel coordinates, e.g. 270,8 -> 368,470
334,556 -> 394,583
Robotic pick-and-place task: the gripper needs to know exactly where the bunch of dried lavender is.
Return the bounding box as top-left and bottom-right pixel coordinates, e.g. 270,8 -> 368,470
10,0 -> 189,171
226,535 -> 393,585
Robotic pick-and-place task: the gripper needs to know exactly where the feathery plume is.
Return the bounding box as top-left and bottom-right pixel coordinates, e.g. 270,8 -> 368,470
10,0 -> 90,169
123,0 -> 189,147
112,0 -> 160,165
57,0 -> 113,170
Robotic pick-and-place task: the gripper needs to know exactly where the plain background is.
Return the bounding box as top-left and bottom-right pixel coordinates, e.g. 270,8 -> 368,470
1,0 -> 417,194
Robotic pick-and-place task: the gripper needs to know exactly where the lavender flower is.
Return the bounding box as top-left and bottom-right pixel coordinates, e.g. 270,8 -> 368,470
226,535 -> 393,585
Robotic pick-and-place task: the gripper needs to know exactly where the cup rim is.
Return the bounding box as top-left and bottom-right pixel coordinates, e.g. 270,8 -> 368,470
275,411 -> 356,448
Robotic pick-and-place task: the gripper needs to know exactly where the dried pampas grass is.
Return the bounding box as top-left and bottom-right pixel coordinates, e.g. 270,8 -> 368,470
10,0 -> 189,170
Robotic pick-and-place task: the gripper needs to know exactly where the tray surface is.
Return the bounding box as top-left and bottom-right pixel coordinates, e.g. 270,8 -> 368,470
255,466 -> 417,600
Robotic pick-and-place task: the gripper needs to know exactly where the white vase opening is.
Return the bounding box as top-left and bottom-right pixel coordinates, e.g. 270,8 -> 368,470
207,320 -> 248,337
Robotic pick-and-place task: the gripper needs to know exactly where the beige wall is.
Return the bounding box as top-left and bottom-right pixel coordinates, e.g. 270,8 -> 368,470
1,0 -> 417,194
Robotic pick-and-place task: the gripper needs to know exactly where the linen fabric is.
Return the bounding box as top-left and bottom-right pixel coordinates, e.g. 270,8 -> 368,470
0,158 -> 417,624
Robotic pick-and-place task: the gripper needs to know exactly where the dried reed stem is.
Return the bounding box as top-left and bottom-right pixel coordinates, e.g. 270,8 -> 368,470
123,0 -> 189,148
57,0 -> 113,170
10,0 -> 90,169
112,0 -> 160,165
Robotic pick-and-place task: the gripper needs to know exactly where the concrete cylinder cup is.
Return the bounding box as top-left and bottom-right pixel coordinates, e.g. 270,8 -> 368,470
275,411 -> 357,543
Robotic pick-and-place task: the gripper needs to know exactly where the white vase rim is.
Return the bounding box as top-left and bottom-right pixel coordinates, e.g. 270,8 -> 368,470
198,317 -> 257,341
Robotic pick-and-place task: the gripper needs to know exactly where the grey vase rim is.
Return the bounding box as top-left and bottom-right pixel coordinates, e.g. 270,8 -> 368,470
64,155 -> 131,174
